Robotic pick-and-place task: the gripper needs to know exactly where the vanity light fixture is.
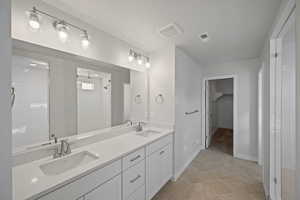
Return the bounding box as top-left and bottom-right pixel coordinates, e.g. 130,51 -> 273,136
137,55 -> 143,65
27,7 -> 90,48
128,49 -> 150,68
81,30 -> 90,48
54,21 -> 69,42
145,57 -> 151,68
128,49 -> 135,62
28,7 -> 40,30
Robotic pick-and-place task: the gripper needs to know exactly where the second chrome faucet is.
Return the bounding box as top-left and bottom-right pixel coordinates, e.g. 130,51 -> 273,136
53,140 -> 72,159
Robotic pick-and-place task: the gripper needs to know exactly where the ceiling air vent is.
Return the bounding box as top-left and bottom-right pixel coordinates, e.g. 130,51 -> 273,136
158,23 -> 183,38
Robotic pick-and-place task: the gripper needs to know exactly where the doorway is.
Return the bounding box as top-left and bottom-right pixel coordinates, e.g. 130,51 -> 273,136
202,75 -> 237,157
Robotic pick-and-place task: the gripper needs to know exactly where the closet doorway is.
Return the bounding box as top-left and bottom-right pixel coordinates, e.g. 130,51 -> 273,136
202,75 -> 237,157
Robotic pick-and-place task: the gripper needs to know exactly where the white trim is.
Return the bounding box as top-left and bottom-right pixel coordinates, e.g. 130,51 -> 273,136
201,75 -> 238,158
258,67 -> 263,166
235,153 -> 258,162
269,1 -> 295,199
270,0 -> 296,39
172,145 -> 204,181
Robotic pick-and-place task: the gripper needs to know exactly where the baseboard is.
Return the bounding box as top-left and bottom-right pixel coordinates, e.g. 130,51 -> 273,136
235,153 -> 258,162
173,145 -> 204,181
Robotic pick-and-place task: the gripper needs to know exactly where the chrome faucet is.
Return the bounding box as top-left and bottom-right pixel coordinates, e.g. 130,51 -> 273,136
125,120 -> 133,126
53,140 -> 72,159
136,122 -> 146,132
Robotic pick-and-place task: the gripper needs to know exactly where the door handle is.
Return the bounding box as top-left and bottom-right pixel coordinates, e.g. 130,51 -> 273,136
130,174 -> 141,183
130,155 -> 141,162
11,87 -> 15,108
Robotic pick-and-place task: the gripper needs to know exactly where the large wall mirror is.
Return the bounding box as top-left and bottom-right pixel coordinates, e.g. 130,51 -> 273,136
12,40 -> 148,152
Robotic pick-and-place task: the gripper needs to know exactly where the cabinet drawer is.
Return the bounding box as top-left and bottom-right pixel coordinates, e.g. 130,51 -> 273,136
125,185 -> 145,200
122,160 -> 145,199
84,175 -> 121,200
122,148 -> 145,170
146,134 -> 172,156
38,160 -> 121,200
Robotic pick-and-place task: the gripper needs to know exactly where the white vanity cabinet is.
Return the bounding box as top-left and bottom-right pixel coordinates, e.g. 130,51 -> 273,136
146,135 -> 173,200
35,133 -> 173,200
84,175 -> 121,200
38,160 -> 122,200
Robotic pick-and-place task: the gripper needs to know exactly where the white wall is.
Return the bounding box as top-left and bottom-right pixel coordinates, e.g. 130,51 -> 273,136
216,95 -> 233,129
210,79 -> 234,130
130,70 -> 148,122
204,59 -> 260,161
296,0 -> 300,198
260,44 -> 271,197
215,79 -> 234,94
0,0 -> 12,199
12,0 -> 148,72
216,79 -> 234,129
174,47 -> 203,178
208,81 -> 218,140
149,45 -> 175,125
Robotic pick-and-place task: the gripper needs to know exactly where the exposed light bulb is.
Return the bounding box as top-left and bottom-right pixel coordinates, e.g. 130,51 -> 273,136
28,9 -> 40,30
137,55 -> 143,65
145,57 -> 151,68
146,62 -> 151,68
81,31 -> 90,48
58,29 -> 68,42
128,50 -> 135,62
54,21 -> 69,42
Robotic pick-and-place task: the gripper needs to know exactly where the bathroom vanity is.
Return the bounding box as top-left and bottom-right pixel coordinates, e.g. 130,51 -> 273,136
13,127 -> 174,200
12,38 -> 173,200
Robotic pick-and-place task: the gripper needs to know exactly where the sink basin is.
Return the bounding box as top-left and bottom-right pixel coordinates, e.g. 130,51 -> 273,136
40,151 -> 99,176
136,130 -> 161,137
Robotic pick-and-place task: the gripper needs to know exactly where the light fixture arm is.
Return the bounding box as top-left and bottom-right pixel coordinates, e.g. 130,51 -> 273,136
129,49 -> 150,61
31,6 -> 88,34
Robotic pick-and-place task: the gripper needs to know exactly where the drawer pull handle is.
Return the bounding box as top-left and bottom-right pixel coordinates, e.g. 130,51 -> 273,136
130,155 -> 141,162
130,175 -> 141,183
160,150 -> 165,155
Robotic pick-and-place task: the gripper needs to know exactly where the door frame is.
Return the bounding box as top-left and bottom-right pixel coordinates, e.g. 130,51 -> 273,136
201,75 -> 238,157
269,1 -> 296,199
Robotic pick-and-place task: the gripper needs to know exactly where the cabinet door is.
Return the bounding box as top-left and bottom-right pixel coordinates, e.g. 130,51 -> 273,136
147,150 -> 161,199
85,175 -> 121,200
146,144 -> 172,200
126,185 -> 145,200
159,144 -> 172,186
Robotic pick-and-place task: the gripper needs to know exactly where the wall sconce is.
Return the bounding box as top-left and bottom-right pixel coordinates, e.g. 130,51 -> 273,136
27,6 -> 90,49
128,49 -> 151,68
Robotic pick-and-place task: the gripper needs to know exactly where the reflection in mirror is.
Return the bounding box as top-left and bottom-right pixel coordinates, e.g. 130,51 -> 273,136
12,56 -> 50,148
76,68 -> 111,133
12,42 -> 147,152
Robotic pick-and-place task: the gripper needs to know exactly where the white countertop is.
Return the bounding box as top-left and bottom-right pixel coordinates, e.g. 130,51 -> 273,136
13,127 -> 173,200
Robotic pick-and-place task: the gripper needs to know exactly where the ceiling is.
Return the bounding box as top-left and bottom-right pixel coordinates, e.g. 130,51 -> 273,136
42,0 -> 282,65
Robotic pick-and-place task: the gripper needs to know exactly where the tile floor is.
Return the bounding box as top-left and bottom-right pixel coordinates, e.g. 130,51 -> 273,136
153,130 -> 265,200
